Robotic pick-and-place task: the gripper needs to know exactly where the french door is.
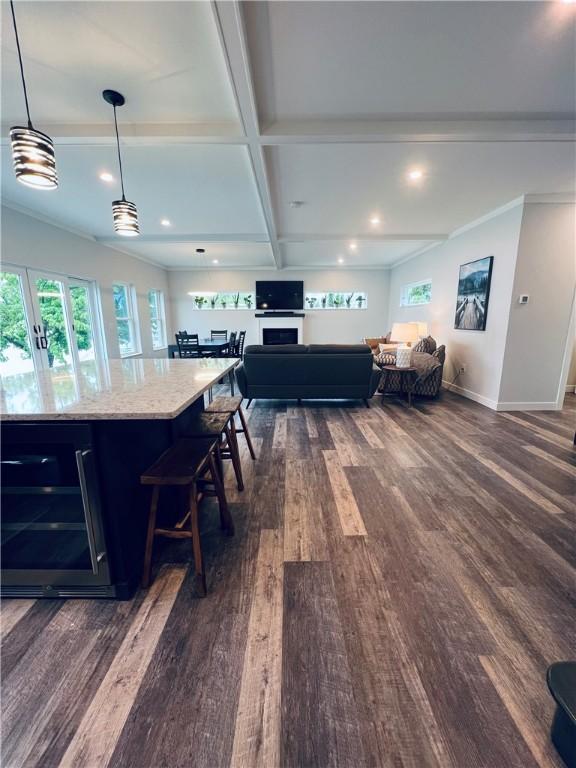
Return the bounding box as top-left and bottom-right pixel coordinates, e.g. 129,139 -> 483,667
0,265 -> 105,378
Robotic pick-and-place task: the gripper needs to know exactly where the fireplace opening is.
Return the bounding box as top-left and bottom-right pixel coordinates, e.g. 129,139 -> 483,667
263,327 -> 298,345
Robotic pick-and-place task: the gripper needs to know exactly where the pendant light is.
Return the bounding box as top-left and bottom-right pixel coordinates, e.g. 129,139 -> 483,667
103,89 -> 139,237
9,0 -> 58,189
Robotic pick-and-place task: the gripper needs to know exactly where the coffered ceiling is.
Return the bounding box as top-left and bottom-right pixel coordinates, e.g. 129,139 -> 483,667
1,0 -> 575,270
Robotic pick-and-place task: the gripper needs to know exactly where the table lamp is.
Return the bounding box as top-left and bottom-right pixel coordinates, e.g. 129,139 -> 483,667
390,322 -> 419,367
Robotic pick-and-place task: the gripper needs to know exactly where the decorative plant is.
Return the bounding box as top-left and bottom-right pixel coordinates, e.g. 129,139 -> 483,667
345,293 -> 354,308
232,292 -> 240,309
306,296 -> 317,308
194,296 -> 206,310
210,294 -> 219,309
321,294 -> 327,309
356,294 -> 365,308
332,294 -> 343,308
243,294 -> 253,309
220,296 -> 227,309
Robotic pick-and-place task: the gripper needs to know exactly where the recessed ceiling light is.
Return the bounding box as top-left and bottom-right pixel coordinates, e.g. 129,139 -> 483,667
369,216 -> 381,225
160,218 -> 171,227
349,242 -> 357,251
196,248 -> 205,254
338,257 -> 344,264
407,169 -> 424,181
99,172 -> 114,183
212,259 -> 219,264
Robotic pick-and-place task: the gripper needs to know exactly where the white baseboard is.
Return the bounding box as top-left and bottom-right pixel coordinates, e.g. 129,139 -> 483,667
495,401 -> 560,412
442,381 -> 563,412
441,380 -> 498,410
565,384 -> 576,394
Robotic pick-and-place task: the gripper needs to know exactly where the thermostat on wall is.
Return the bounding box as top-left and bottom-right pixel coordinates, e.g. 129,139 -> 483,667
518,294 -> 530,305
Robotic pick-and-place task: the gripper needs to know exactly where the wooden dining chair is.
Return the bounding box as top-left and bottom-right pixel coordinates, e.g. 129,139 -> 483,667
176,332 -> 200,358
226,331 -> 237,358
236,331 -> 246,359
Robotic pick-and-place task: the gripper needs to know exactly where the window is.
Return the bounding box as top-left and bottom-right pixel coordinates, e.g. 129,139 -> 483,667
148,289 -> 167,349
113,283 -> 140,356
400,279 -> 432,307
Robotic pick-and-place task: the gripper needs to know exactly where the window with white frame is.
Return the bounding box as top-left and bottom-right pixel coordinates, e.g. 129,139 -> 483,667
400,279 -> 432,307
113,283 -> 141,356
148,289 -> 167,349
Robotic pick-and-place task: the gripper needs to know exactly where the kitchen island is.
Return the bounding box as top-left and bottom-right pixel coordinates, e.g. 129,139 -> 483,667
0,358 -> 237,598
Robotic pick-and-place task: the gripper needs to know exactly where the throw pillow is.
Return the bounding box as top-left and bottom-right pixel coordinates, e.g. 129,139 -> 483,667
413,338 -> 428,353
375,350 -> 397,366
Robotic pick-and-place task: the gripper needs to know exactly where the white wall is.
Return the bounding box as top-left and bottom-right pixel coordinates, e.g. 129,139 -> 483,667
1,206 -> 172,359
387,203 -> 524,408
168,268 -> 390,347
498,202 -> 576,408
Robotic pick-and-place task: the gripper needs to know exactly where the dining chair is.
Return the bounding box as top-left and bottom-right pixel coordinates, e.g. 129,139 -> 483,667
211,330 -> 228,341
236,331 -> 246,359
226,331 -> 237,358
175,332 -> 200,358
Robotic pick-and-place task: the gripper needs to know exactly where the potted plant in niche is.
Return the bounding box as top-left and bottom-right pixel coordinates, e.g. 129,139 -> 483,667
306,296 -> 317,309
220,295 -> 228,309
243,294 -> 253,309
345,293 -> 354,308
210,294 -> 219,309
194,296 -> 206,310
232,292 -> 240,309
332,293 -> 343,308
321,294 -> 327,309
356,293 -> 365,308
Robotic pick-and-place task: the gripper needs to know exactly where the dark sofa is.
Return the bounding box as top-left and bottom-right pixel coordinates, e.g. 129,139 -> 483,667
235,344 -> 381,405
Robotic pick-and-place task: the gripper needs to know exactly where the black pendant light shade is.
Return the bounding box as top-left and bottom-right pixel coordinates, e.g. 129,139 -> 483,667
112,199 -> 139,237
10,126 -> 58,189
103,89 -> 139,237
9,1 -> 58,190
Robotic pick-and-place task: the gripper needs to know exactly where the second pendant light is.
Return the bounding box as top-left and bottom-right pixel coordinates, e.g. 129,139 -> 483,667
103,89 -> 139,237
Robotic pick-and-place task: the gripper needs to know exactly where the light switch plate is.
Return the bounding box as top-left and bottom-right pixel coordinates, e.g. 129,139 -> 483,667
518,294 -> 530,305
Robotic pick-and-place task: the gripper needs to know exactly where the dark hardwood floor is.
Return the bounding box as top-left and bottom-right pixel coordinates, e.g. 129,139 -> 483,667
1,392 -> 575,768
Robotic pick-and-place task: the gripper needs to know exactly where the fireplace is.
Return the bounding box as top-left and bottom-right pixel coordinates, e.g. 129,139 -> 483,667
262,327 -> 298,345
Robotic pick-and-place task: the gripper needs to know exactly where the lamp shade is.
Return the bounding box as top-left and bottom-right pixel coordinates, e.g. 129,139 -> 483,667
112,199 -> 139,236
10,126 -> 58,189
391,322 -> 419,344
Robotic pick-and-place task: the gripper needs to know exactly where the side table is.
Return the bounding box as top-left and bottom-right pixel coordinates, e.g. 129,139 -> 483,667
381,365 -> 418,407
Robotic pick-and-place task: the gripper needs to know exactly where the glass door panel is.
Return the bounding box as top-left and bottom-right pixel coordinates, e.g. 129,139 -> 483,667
30,274 -> 74,369
0,270 -> 37,378
69,281 -> 96,362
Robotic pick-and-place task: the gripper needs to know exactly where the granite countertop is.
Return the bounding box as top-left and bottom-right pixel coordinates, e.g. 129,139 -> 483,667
0,358 -> 237,421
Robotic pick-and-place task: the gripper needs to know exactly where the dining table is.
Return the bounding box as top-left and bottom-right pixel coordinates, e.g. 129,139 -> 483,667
167,339 -> 231,359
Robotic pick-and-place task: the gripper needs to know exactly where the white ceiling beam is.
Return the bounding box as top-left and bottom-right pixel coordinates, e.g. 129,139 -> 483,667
95,233 -> 270,244
278,234 -> 447,243
212,0 -> 282,270
0,123 -> 248,147
260,118 -> 576,144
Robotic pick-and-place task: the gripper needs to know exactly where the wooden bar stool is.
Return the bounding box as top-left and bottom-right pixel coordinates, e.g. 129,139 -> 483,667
204,396 -> 256,461
184,411 -> 245,491
140,437 -> 234,596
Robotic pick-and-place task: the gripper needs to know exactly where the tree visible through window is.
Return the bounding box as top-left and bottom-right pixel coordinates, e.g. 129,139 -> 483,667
400,280 -> 432,307
113,283 -> 140,356
148,289 -> 167,349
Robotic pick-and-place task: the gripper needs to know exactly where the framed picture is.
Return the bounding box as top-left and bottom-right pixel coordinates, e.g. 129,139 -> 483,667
454,256 -> 494,331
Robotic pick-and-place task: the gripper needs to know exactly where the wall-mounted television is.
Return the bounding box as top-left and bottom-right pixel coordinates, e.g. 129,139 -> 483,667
256,281 -> 304,310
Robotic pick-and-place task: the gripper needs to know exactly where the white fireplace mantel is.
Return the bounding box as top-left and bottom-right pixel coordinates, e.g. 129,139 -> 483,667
256,314 -> 305,344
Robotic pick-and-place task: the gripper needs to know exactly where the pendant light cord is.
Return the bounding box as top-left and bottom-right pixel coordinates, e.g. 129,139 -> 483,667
112,105 -> 126,200
10,0 -> 32,129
